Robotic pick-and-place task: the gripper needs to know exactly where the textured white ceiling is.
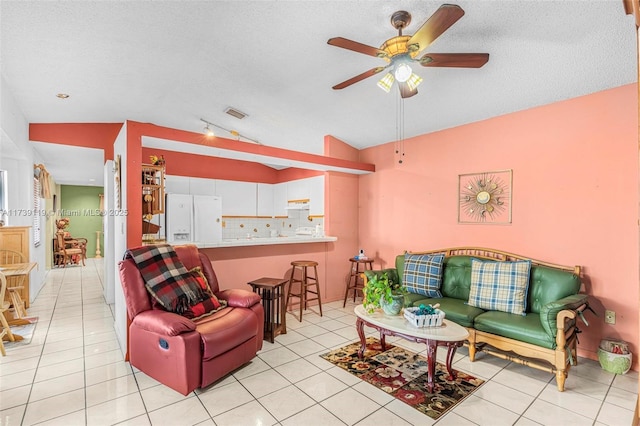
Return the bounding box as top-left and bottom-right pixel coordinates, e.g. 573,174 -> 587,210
1,0 -> 637,186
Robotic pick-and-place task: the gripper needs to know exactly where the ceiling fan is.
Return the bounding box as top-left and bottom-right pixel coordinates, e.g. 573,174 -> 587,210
328,4 -> 489,98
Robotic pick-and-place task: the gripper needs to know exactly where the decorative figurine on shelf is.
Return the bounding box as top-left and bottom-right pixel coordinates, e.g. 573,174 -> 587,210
149,155 -> 165,166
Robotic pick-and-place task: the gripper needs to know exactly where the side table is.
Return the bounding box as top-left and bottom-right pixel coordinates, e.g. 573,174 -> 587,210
343,257 -> 373,307
248,277 -> 288,343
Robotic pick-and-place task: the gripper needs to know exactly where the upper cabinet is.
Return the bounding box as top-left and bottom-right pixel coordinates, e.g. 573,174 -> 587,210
189,177 -> 217,196
287,179 -> 308,202
257,183 -> 274,217
285,176 -> 324,216
217,180 -> 257,216
164,175 -> 190,194
273,183 -> 288,217
307,175 -> 325,216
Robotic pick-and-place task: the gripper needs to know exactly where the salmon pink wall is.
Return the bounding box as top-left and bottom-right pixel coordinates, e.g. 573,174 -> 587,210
201,243 -> 333,293
358,84 -> 638,366
325,134 -> 361,162
142,147 -> 280,183
30,122 -> 122,161
142,147 -> 325,184
274,168 -> 324,183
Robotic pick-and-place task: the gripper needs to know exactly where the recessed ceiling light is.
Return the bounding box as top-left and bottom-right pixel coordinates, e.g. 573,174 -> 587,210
89,178 -> 95,182
56,93 -> 70,99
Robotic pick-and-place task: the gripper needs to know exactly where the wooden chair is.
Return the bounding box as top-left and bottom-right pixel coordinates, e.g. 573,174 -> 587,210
55,231 -> 86,267
0,272 -> 16,356
0,249 -> 28,319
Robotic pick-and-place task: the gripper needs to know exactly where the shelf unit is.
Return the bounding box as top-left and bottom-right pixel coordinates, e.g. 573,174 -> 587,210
141,164 -> 165,237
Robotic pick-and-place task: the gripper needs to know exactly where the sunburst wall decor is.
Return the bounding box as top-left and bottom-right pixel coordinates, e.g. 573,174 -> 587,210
458,170 -> 512,224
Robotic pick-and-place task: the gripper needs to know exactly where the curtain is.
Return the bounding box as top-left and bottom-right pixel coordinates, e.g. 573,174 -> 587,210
34,164 -> 52,199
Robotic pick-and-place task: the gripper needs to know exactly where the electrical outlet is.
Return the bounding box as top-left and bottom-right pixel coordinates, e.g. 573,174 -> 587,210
604,310 -> 616,325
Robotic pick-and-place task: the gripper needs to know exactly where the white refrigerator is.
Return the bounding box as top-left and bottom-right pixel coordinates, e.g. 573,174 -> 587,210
166,194 -> 222,244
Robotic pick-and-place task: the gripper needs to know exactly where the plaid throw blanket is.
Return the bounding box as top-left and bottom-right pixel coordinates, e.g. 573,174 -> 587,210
124,244 -> 208,314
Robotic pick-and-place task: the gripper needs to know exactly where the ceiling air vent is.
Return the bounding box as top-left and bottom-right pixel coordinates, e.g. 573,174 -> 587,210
224,107 -> 247,120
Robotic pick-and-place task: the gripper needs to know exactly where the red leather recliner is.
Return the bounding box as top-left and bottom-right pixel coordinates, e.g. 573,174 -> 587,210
118,245 -> 264,395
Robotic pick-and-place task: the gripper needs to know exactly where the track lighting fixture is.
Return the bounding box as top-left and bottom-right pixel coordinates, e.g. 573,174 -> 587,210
199,118 -> 262,145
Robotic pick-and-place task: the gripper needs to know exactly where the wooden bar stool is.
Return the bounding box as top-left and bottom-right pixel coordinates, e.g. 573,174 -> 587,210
343,257 -> 373,307
286,260 -> 322,322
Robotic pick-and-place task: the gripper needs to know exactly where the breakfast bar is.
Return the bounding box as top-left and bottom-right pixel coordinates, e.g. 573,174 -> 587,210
201,235 -> 337,248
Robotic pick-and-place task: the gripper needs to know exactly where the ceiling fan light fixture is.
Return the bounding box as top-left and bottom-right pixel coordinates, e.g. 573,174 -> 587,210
394,63 -> 412,82
406,72 -> 423,91
377,73 -> 395,93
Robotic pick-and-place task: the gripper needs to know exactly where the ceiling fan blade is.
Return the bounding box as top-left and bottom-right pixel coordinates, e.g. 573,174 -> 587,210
419,53 -> 489,68
332,66 -> 387,90
328,37 -> 388,58
407,4 -> 465,56
398,82 -> 418,98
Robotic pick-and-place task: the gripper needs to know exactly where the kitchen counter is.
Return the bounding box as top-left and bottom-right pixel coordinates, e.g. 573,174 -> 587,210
192,235 -> 337,248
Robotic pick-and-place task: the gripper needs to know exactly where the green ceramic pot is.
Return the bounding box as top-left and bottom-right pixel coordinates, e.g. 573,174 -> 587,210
380,293 -> 404,316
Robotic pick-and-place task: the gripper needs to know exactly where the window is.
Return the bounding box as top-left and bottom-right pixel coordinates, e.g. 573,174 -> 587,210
33,176 -> 41,246
0,170 -> 6,224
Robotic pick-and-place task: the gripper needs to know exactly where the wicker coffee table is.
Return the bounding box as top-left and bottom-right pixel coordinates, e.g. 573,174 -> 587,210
354,304 -> 469,393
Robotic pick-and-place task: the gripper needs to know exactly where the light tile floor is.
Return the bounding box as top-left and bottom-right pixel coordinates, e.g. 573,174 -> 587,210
0,259 -> 637,425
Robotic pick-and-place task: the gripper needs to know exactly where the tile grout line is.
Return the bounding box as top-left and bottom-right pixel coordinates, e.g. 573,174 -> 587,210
22,266 -> 67,425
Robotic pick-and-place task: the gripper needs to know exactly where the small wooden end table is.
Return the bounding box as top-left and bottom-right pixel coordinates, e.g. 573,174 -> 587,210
354,304 -> 469,393
248,277 -> 288,343
343,257 -> 373,307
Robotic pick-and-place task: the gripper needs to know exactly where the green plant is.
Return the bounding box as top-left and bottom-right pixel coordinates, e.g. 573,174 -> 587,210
363,271 -> 406,313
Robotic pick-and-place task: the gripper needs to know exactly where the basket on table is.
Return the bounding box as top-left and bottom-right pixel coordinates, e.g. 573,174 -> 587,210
404,306 -> 445,328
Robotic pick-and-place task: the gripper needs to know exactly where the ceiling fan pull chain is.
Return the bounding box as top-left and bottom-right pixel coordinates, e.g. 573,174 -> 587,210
399,97 -> 405,164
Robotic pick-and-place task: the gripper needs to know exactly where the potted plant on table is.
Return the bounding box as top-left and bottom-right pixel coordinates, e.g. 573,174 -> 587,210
363,271 -> 406,315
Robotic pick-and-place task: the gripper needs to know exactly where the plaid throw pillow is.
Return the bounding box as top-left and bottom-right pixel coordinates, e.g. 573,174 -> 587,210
403,253 -> 445,298
189,266 -> 214,295
184,267 -> 227,320
468,259 -> 532,316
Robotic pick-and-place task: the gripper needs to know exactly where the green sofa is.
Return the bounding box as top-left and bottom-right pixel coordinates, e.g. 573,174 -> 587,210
364,247 -> 589,391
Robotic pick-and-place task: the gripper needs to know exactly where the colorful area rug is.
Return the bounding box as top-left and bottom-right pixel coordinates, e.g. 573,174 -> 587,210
2,316 -> 38,349
320,337 -> 484,420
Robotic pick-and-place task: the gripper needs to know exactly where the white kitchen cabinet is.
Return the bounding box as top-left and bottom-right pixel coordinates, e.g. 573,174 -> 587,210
308,175 -> 325,216
273,182 -> 288,217
165,175 -> 190,194
189,177 -> 217,195
286,179 -> 308,201
217,180 -> 257,216
257,183 -> 274,217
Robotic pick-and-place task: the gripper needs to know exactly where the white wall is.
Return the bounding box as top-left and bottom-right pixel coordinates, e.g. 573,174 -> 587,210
0,75 -> 47,300
103,159 -> 115,305
111,125 -> 128,356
